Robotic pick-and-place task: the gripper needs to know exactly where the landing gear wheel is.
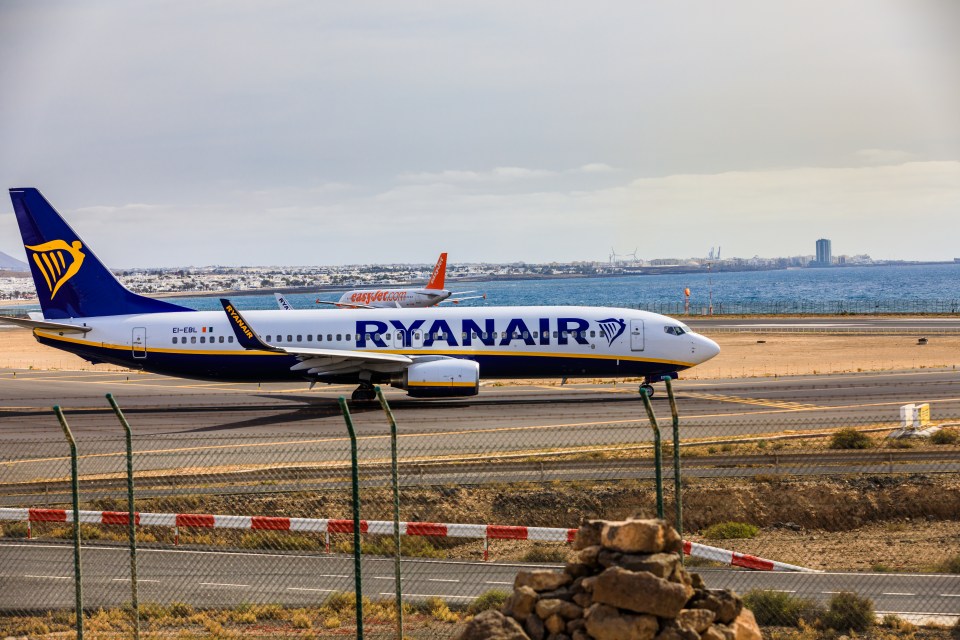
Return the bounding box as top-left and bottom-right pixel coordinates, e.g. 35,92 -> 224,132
640,383 -> 655,398
351,384 -> 376,402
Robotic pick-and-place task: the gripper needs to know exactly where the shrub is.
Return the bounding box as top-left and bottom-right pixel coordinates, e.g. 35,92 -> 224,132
931,429 -> 959,445
521,545 -> 569,563
938,553 -> 960,574
829,428 -> 873,450
881,613 -> 916,634
167,602 -> 195,619
743,590 -> 822,627
821,591 -> 874,632
467,590 -> 510,615
701,521 -> 759,540
1,521 -> 30,538
291,612 -> 312,629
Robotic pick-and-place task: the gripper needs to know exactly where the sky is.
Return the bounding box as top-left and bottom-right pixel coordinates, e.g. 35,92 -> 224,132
1,1 -> 959,267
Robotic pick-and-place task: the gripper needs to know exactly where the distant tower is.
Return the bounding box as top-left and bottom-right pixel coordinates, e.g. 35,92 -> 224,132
815,238 -> 832,266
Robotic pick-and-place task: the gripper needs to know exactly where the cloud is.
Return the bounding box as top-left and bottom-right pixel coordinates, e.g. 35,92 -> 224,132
577,163 -> 618,173
854,149 -> 918,165
397,166 -> 556,183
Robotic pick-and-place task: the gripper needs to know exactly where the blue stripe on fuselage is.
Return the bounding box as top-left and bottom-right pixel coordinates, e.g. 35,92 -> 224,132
34,334 -> 685,383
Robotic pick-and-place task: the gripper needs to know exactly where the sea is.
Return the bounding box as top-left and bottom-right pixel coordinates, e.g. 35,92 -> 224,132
165,263 -> 960,315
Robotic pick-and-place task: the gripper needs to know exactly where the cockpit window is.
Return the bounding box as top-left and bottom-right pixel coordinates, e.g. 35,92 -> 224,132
664,325 -> 686,336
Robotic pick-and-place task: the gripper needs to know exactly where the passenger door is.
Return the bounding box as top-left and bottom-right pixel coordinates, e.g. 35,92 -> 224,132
630,319 -> 644,351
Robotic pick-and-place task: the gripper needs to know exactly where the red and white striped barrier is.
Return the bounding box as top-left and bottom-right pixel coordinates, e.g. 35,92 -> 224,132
0,507 -> 816,572
683,540 -> 817,572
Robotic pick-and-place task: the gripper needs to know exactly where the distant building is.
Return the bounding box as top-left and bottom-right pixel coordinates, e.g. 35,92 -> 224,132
814,238 -> 832,267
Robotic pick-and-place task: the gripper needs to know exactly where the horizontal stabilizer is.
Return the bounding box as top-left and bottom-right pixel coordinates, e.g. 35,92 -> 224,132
0,315 -> 92,333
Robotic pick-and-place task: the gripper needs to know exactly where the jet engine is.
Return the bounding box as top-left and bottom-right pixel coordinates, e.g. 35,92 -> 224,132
392,359 -> 480,398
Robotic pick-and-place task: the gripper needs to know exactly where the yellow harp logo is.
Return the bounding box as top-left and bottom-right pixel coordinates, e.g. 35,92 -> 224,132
25,240 -> 86,299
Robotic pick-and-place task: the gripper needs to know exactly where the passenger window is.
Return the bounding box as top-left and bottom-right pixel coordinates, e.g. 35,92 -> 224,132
228,336 -> 234,343
327,334 -> 333,341
345,334 -> 351,341
191,336 -> 196,343
553,331 -> 558,338
590,331 -> 596,338
287,335 -> 293,342
462,332 -> 467,340
181,337 -> 186,344
219,336 -> 224,343
385,333 -> 391,340
533,331 -> 539,338
481,332 -> 488,339
297,335 -> 302,342
266,335 -> 271,341
200,336 -> 205,343
307,335 -> 312,342
171,338 -> 176,345
493,332 -> 498,339
522,331 -> 529,339
337,334 -> 342,341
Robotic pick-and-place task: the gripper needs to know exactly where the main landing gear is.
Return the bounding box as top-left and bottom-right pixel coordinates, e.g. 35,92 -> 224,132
351,382 -> 377,402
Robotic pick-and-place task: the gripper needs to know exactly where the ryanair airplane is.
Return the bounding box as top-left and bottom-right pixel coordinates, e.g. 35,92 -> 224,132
5,188 -> 720,401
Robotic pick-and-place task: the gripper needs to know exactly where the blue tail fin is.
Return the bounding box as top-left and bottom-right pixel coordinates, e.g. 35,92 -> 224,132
10,188 -> 191,319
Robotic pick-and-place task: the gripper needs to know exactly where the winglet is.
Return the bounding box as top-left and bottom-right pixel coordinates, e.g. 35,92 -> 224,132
425,252 -> 447,290
220,299 -> 282,352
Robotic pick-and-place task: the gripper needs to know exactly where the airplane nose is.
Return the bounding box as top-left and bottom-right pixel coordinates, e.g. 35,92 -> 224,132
695,334 -> 721,362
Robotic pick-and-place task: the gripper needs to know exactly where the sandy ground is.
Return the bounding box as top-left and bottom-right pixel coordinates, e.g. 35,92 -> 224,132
2,327 -> 958,377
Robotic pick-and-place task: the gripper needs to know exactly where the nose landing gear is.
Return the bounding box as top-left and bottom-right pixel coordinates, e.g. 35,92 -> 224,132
640,383 -> 655,398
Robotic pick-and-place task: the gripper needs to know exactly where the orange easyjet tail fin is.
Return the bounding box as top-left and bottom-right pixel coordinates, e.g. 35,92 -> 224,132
425,252 -> 447,290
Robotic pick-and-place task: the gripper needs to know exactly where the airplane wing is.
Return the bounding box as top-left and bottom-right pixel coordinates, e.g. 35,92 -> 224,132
315,300 -> 377,310
0,315 -> 92,333
439,294 -> 487,305
220,299 -> 411,377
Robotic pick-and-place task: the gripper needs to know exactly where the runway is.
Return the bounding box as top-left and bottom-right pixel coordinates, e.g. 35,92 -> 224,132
1,542 -> 957,622
1,367 -> 958,485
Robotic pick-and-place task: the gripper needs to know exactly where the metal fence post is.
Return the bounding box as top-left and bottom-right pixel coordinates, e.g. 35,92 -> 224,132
639,389 -> 664,519
53,405 -> 83,640
374,386 -> 404,640
338,397 -> 364,640
106,393 -> 140,640
664,378 -> 683,560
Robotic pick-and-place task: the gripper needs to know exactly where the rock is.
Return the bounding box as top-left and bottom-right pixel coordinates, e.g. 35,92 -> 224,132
545,614 -> 567,634
566,617 -> 586,634
538,587 -> 574,602
565,562 -> 591,579
701,625 -> 735,640
504,586 -> 538,620
584,603 -> 658,640
591,566 -> 694,618
571,631 -> 590,640
456,610 -> 531,640
525,613 -> 545,640
578,545 -> 602,566
546,634 -> 570,640
572,520 -> 605,550
516,570 -> 572,592
600,519 -> 683,554
557,601 -> 583,620
676,608 -> 716,633
572,592 -> 592,608
653,621 -> 700,640
536,599 -> 565,620
579,576 -> 596,593
687,589 -> 743,625
599,550 -> 680,579
730,609 -> 762,640
689,572 -> 705,589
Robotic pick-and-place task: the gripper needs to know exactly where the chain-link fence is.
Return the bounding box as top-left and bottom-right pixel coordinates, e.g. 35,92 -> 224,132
1,385 -> 958,638
639,299 -> 960,315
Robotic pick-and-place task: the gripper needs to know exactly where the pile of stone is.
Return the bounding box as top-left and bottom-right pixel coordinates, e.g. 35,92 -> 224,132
458,518 -> 761,640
